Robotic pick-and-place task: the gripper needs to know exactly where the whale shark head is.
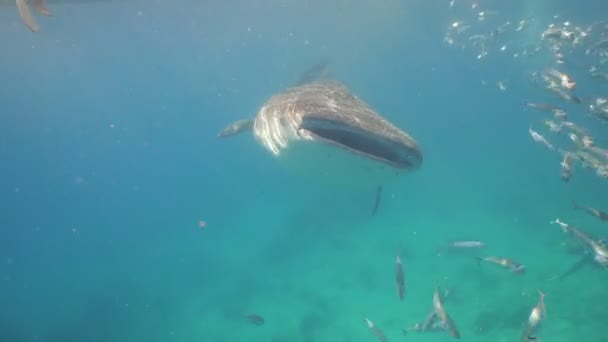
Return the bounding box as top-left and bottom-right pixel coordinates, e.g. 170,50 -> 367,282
252,81 -> 422,187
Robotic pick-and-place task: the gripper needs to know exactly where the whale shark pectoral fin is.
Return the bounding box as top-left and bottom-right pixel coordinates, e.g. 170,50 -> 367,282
217,119 -> 254,138
16,0 -> 40,32
34,0 -> 52,16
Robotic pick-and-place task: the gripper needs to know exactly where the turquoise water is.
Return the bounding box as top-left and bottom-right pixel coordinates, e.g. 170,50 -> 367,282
2,1 -> 608,341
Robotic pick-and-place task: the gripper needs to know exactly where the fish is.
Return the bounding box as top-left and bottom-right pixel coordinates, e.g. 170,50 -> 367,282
597,165 -> 608,179
364,317 -> 388,342
550,218 -> 608,268
544,68 -> 576,89
520,290 -> 546,342
574,151 -> 603,169
218,66 -> 423,188
588,97 -> 608,121
526,103 -> 567,121
477,256 -> 525,274
403,311 -> 443,335
404,287 -> 454,336
245,314 -> 265,325
552,108 -> 568,121
588,66 -> 608,81
549,218 -> 570,232
396,249 -> 405,301
371,186 -> 382,216
572,201 -> 608,221
445,241 -> 485,248
586,146 -> 608,161
547,85 -> 581,104
529,125 -> 555,151
542,27 -> 574,41
560,121 -> 588,137
590,71 -> 608,81
586,39 -> 608,55
543,119 -> 562,132
581,135 -> 595,148
433,286 -> 460,339
560,152 -> 574,182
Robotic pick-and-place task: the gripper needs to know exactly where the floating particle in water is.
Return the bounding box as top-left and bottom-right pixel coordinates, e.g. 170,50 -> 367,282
497,81 -> 507,91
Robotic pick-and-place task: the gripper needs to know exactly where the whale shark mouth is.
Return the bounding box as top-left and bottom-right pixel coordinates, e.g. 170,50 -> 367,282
299,117 -> 422,170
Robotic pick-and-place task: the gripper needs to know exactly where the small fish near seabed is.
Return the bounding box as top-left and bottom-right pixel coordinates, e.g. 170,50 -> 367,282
477,256 -> 526,274
403,310 -> 444,336
244,313 -> 265,325
433,286 -> 461,339
364,317 -> 388,342
520,290 -> 546,342
403,288 -> 453,336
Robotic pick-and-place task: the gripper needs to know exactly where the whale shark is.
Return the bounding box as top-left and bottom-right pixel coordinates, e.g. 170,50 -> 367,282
218,69 -> 422,189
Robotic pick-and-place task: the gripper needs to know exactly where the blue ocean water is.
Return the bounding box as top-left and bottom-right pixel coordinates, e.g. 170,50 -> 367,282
2,1 -> 608,341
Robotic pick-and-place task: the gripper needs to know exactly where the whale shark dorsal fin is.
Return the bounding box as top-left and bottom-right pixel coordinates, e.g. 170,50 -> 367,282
217,118 -> 254,138
294,60 -> 333,86
34,0 -> 52,16
16,0 -> 40,32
